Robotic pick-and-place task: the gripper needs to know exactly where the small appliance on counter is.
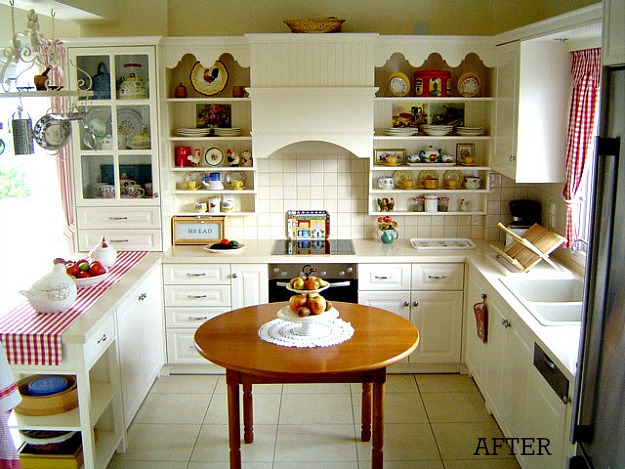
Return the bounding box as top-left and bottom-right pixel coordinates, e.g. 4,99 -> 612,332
506,200 -> 542,245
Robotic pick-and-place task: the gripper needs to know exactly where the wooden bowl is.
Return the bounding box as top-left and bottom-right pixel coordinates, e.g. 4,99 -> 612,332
15,375 -> 78,416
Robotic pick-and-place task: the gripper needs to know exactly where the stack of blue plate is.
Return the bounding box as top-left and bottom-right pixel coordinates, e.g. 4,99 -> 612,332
27,376 -> 69,396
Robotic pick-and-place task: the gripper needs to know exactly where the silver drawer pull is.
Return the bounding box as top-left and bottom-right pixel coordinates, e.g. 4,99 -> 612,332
109,216 -> 128,220
96,334 -> 107,344
188,316 -> 208,321
109,238 -> 129,243
427,275 -> 449,279
374,276 -> 390,280
187,295 -> 207,299
186,273 -> 207,277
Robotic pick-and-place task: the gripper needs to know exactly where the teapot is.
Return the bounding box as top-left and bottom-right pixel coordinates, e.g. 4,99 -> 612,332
89,236 -> 117,269
418,146 -> 441,163
20,262 -> 77,314
118,63 -> 148,99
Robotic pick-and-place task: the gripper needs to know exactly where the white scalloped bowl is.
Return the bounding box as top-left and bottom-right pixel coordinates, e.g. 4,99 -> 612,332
73,271 -> 108,288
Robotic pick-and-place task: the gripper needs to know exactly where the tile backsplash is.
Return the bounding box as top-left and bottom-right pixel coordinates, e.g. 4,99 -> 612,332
225,142 -> 569,245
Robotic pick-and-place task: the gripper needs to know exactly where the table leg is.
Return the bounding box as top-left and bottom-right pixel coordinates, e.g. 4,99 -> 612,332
226,370 -> 242,469
371,381 -> 385,469
361,383 -> 372,441
243,383 -> 254,443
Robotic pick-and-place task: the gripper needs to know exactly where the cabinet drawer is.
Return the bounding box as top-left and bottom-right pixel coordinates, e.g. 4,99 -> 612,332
76,206 -> 161,229
166,329 -> 209,364
358,264 -> 411,290
412,263 -> 464,290
84,315 -> 116,368
165,307 -> 229,327
163,264 -> 230,285
77,229 -> 162,252
164,285 -> 230,307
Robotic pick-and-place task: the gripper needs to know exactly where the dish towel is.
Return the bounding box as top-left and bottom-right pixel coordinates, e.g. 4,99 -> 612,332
473,294 -> 488,344
0,342 -> 22,469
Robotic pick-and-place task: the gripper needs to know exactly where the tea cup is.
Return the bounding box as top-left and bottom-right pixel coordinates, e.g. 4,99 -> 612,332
231,179 -> 244,190
377,177 -> 394,190
125,184 -> 145,198
400,179 -> 414,189
463,156 -> 475,165
445,179 -> 460,189
99,184 -> 115,199
420,178 -> 439,189
194,202 -> 207,212
145,182 -> 153,197
386,155 -> 399,165
185,180 -> 197,190
464,177 -> 482,189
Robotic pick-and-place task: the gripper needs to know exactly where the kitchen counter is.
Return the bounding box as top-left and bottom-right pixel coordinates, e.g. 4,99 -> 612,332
163,239 -> 581,380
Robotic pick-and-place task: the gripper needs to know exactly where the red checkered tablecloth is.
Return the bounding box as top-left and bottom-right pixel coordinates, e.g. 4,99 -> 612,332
0,251 -> 148,366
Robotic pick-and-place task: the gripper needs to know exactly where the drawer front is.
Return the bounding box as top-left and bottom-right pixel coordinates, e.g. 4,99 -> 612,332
166,329 -> 209,364
411,263 -> 464,290
76,206 -> 161,229
165,307 -> 229,327
84,315 -> 116,368
358,263 -> 411,290
77,229 -> 162,252
164,285 -> 231,307
163,264 -> 230,285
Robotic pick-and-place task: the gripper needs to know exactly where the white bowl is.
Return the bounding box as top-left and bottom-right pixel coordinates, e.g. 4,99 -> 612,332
73,271 -> 108,288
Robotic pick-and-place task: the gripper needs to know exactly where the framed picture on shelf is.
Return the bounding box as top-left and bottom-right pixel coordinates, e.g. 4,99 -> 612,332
196,104 -> 232,129
374,148 -> 406,166
456,143 -> 476,166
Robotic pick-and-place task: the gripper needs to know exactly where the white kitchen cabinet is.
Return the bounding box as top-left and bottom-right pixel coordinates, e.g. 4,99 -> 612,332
67,40 -> 162,251
358,262 -> 464,366
116,264 -> 164,429
492,40 -> 571,183
162,263 -> 268,367
464,264 -> 571,469
603,0 -> 625,66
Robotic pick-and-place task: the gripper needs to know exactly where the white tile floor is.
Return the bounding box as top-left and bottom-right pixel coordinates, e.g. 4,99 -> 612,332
106,373 -> 521,469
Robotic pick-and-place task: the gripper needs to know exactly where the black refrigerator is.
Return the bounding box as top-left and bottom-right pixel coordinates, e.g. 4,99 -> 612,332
569,65 -> 625,468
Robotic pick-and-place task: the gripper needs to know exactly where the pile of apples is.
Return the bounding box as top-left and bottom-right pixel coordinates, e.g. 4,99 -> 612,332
288,275 -> 333,317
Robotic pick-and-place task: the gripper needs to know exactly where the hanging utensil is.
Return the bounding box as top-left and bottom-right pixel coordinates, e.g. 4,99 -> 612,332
11,105 -> 34,155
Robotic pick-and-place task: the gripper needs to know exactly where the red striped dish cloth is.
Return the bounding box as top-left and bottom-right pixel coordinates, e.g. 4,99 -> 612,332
0,251 -> 148,366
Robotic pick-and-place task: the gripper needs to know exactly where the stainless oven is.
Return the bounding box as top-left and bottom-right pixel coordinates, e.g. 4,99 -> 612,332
268,263 -> 358,303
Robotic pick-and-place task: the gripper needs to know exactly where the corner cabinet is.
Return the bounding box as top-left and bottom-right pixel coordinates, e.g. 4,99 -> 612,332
370,38 -> 495,215
67,40 -> 162,251
159,38 -> 256,248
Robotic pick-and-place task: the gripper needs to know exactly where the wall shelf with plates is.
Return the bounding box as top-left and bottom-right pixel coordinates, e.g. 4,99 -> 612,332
160,40 -> 256,244
370,42 -> 495,216
67,40 -> 162,251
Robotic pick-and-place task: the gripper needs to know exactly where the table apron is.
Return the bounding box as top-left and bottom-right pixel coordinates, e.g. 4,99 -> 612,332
226,368 -> 387,386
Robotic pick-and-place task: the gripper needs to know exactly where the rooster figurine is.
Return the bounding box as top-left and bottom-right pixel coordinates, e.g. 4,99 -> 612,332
227,149 -> 240,167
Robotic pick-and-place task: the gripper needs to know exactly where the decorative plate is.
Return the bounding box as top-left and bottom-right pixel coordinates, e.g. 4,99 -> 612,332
33,115 -> 71,150
204,146 -> 225,166
458,72 -> 480,97
190,61 -> 228,96
388,72 -> 410,97
393,170 -> 414,188
203,244 -> 246,254
443,170 -> 465,189
115,108 -> 144,140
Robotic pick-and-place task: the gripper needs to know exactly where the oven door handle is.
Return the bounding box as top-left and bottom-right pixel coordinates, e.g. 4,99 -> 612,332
275,280 -> 352,288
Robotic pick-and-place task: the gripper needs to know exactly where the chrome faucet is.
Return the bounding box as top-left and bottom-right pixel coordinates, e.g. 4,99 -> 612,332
570,238 -> 589,253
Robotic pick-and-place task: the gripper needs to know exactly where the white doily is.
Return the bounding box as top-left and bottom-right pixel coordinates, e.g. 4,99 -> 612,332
258,318 -> 354,348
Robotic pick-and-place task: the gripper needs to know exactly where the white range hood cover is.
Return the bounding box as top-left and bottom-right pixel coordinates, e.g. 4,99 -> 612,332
249,87 -> 377,158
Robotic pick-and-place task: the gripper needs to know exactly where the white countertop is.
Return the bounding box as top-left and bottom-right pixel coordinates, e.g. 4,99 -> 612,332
163,238 -> 582,380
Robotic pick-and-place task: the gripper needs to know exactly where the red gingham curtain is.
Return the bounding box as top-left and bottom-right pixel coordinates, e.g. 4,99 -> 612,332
562,48 -> 601,247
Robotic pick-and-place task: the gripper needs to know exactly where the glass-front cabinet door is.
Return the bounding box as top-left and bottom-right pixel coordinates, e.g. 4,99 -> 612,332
68,46 -> 160,205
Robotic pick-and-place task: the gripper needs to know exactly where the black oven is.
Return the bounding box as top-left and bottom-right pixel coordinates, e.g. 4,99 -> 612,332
268,263 -> 358,303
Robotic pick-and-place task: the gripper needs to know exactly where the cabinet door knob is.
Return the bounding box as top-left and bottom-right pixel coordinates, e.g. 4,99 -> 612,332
403,301 -> 410,307
232,273 -> 238,279
501,318 -> 511,328
509,155 -> 516,161
412,301 -> 419,307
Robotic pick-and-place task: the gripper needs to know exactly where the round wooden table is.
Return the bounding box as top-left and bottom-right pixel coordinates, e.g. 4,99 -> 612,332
194,301 -> 419,469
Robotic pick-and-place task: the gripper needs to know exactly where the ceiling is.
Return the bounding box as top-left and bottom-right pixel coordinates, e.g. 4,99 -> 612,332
0,0 -> 115,21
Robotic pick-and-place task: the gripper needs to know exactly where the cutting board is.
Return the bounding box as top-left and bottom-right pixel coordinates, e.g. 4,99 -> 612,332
286,210 -> 330,239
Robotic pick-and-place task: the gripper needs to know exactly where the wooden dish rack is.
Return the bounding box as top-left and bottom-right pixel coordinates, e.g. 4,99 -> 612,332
489,223 -> 566,272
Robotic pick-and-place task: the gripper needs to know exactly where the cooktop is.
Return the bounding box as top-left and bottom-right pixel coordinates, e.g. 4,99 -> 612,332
271,239 -> 356,255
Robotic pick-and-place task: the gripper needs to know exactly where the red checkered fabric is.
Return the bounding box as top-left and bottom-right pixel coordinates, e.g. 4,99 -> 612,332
562,48 -> 601,247
0,251 -> 148,366
0,343 -> 21,468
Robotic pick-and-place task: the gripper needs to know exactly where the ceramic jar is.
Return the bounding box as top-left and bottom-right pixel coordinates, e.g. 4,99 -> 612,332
19,263 -> 77,313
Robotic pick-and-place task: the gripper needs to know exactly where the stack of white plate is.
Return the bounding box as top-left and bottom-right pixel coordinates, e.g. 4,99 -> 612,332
456,126 -> 485,136
177,128 -> 211,137
214,127 -> 243,137
422,124 -> 453,136
383,127 -> 418,136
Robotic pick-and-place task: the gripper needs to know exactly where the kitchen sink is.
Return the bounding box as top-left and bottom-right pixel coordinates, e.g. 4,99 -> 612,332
499,276 -> 585,326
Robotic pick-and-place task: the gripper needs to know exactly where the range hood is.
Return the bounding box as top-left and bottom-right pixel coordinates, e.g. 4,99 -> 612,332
246,33 -> 379,158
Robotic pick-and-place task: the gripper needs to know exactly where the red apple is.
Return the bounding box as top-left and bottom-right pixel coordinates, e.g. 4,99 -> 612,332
303,278 -> 319,290
297,306 -> 311,317
290,277 -> 305,290
289,294 -> 308,313
307,293 -> 327,315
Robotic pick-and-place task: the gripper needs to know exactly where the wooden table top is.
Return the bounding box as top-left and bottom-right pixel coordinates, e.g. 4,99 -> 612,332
194,301 -> 419,379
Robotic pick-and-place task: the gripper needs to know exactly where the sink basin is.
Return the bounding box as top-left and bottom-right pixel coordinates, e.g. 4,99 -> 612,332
499,276 -> 585,326
499,277 -> 584,303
